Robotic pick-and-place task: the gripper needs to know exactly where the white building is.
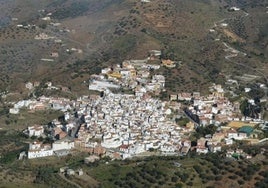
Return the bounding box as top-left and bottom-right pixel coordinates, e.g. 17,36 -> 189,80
89,80 -> 120,91
28,125 -> 44,137
196,147 -> 209,154
227,132 -> 247,140
28,142 -> 53,159
41,16 -> 51,21
52,140 -> 75,151
244,88 -> 251,93
229,7 -> 240,11
225,138 -> 234,145
141,0 -> 150,3
160,144 -> 176,153
9,108 -> 19,114
101,138 -> 122,148
25,82 -> 33,90
209,145 -> 222,153
129,143 -> 145,155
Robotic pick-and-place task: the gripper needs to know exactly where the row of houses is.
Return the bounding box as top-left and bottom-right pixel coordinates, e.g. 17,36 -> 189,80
28,139 -> 74,159
9,96 -> 72,114
195,125 -> 257,155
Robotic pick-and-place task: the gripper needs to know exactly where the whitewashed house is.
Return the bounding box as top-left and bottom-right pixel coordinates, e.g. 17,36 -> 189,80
28,125 -> 44,137
28,142 -> 53,159
52,140 -> 75,151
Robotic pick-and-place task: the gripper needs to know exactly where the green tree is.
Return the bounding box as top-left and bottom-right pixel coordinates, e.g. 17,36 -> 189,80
240,99 -> 249,116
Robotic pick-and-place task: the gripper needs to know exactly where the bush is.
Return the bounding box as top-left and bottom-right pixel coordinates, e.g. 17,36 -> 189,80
238,179 -> 244,185
255,181 -> 267,188
171,176 -> 178,182
211,167 -> 220,175
187,182 -> 193,186
228,175 -> 237,180
259,171 -> 268,178
180,173 -> 189,182
215,175 -> 222,181
175,183 -> 183,188
193,165 -> 203,174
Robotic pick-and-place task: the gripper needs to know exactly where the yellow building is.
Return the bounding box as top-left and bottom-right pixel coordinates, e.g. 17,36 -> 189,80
107,72 -> 122,79
162,59 -> 176,68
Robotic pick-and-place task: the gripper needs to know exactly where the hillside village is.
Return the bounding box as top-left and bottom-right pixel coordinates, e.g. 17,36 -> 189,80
2,0 -> 267,164
1,1 -> 268,187
7,50 -> 267,161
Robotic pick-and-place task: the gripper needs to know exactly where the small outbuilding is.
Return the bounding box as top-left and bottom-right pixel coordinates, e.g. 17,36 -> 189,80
67,169 -> 75,176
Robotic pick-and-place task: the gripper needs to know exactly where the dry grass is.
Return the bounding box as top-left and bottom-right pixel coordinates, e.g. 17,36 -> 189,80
222,28 -> 246,43
227,121 -> 257,128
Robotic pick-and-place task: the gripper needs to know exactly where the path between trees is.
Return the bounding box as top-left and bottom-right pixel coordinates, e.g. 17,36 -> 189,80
58,173 -> 82,188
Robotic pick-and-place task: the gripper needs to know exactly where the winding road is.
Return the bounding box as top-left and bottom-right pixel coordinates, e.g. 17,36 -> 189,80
212,9 -> 268,85
211,7 -> 268,112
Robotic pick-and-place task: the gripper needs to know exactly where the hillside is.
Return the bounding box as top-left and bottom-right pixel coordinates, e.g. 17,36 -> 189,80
0,0 -> 267,96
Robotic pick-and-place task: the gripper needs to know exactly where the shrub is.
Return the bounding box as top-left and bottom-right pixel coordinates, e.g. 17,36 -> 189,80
171,176 -> 178,182
175,183 -> 183,188
215,175 -> 222,181
193,165 -> 203,174
228,175 -> 237,180
187,182 -> 193,186
238,179 -> 244,185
